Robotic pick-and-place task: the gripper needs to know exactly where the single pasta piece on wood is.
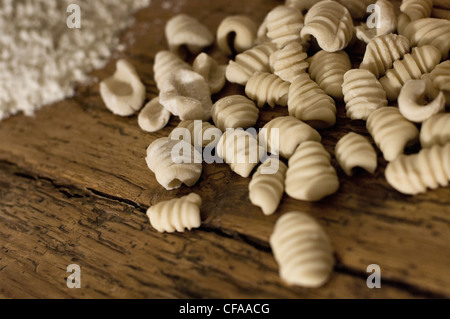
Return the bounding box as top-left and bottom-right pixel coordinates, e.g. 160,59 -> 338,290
288,73 -> 336,129
216,15 -> 257,55
193,53 -> 226,94
366,107 -> 419,162
270,42 -> 309,83
266,5 -> 304,49
245,72 -> 290,108
335,132 -> 377,176
169,120 -> 222,148
153,50 -> 191,91
420,114 -> 450,148
146,137 -> 202,190
138,97 -> 171,133
385,143 -> 450,195
259,116 -> 321,159
285,141 -> 339,201
342,69 -> 387,121
270,212 -> 334,287
249,156 -> 288,215
400,0 -> 433,21
147,193 -> 202,233
212,95 -> 259,131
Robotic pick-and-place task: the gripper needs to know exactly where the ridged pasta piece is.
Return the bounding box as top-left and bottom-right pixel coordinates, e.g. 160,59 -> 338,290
366,107 -> 419,162
379,45 -> 442,101
169,120 -> 222,148
211,95 -> 259,131
159,69 -> 212,121
147,193 -> 202,233
308,50 -> 351,99
266,5 -> 304,49
402,18 -> 450,59
245,72 -> 290,108
259,116 -> 321,159
288,73 -> 336,129
249,157 -> 288,215
165,14 -> 214,55
385,143 -> 450,195
153,50 -> 191,91
301,1 -> 354,52
216,129 -> 265,178
270,42 -> 309,83
429,60 -> 450,105
138,97 -> 171,133
270,211 -> 334,288
285,141 -> 339,201
335,132 -> 377,176
145,137 -> 202,190
226,42 -> 278,86
342,69 -> 388,121
355,0 -> 397,43
337,0 -> 374,19
359,34 -> 411,78
397,13 -> 411,35
100,59 -> 146,117
192,53 -> 226,94
217,15 -> 257,55
285,0 -> 323,13
420,114 -> 450,148
400,0 -> 433,21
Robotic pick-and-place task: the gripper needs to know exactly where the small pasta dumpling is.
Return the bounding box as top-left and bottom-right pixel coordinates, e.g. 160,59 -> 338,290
400,0 -> 433,21
138,97 -> 171,133
212,95 -> 259,131
145,137 -> 202,190
245,72 -> 290,108
420,114 -> 450,148
153,50 -> 191,91
285,141 -> 339,201
270,212 -> 334,288
335,132 -> 377,176
147,193 -> 202,233
266,5 -> 304,49
216,15 -> 257,55
193,53 -> 226,94
270,42 -> 309,83
169,120 -> 222,148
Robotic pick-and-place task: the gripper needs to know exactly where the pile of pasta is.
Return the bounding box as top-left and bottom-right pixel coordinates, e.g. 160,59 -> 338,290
100,0 -> 450,288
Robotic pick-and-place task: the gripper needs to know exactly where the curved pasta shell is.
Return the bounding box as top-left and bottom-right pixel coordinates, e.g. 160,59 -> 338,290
342,69 -> 387,121
359,34 -> 411,78
259,116 -> 321,159
226,42 -> 278,86
147,193 -> 202,233
193,53 -> 226,94
217,15 -> 257,55
366,107 -> 419,162
379,45 -> 441,101
169,120 -> 222,148
212,95 -> 259,131
270,212 -> 334,287
420,114 -> 450,149
249,156 -> 287,215
266,5 -> 304,49
385,143 -> 450,195
285,141 -> 339,201
146,137 -> 202,190
245,72 -> 290,108
301,1 -> 354,52
429,60 -> 450,105
335,132 -> 377,176
153,50 -> 192,91
400,0 -> 433,21
288,73 -> 336,129
138,97 -> 171,133
270,42 -> 309,83
308,50 -> 351,99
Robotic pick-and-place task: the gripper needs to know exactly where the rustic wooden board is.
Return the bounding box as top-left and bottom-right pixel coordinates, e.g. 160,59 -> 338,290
0,0 -> 449,298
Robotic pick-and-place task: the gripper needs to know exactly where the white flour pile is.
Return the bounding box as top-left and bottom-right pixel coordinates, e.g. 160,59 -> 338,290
0,0 -> 151,120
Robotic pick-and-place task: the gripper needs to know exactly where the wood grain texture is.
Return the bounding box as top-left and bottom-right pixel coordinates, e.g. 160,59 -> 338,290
0,0 -> 449,298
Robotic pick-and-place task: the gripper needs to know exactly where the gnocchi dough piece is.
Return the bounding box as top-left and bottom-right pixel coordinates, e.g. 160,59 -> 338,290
429,60 -> 450,105
288,73 -> 336,129
385,143 -> 450,195
400,0 -> 433,21
335,132 -> 377,176
165,14 -> 214,55
212,95 -> 259,131
249,156 -> 287,215
355,0 -> 397,43
285,141 -> 339,201
217,15 -> 257,55
245,72 -> 290,108
153,50 -> 191,91
147,193 -> 202,233
226,42 -> 277,86
420,114 -> 450,148
266,5 -> 304,49
359,34 -> 410,78
308,50 -> 351,99
270,211 -> 334,287
300,1 -> 354,52
193,53 -> 226,94
342,69 -> 388,121
100,59 -> 146,117
159,69 -> 212,121
379,45 -> 442,101
138,97 -> 171,133
270,42 -> 309,83
146,137 -> 202,190
366,107 -> 419,162
169,120 -> 222,148
259,116 -> 321,159
216,130 -> 265,178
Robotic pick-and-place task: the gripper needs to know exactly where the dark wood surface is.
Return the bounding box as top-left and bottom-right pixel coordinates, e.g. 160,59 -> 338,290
0,0 -> 449,299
